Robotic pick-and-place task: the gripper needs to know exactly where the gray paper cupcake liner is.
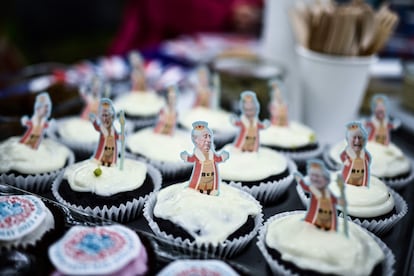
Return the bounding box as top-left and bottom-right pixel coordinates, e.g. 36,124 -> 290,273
143,189 -> 263,259
296,184 -> 408,235
228,158 -> 297,204
51,161 -> 161,223
256,211 -> 395,276
1,150 -> 75,194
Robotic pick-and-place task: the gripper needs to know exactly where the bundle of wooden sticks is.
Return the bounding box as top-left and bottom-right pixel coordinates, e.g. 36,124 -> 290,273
290,0 -> 399,56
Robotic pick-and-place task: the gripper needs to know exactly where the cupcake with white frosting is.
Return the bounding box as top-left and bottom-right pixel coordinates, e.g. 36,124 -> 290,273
0,92 -> 74,193
260,81 -> 322,169
219,91 -> 295,204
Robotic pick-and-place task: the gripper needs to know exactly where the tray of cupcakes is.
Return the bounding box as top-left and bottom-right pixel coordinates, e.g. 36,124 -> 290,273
1,56 -> 414,275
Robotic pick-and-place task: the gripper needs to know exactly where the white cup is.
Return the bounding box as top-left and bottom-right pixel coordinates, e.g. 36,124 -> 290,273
296,46 -> 377,144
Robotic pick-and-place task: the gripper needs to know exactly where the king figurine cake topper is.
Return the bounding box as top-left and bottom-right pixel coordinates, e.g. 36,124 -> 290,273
89,98 -> 125,169
180,121 -> 229,196
80,75 -> 103,120
19,92 -> 52,150
129,51 -> 147,91
153,85 -> 178,135
269,80 -> 289,127
294,159 -> 346,233
340,121 -> 371,187
365,94 -> 400,146
231,91 -> 270,152
193,65 -> 214,108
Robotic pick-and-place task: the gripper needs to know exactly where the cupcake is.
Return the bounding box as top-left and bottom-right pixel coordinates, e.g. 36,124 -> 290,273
48,225 -> 152,276
126,85 -> 193,182
298,126 -> 407,234
113,51 -> 165,129
325,95 -> 412,189
144,124 -> 262,258
178,66 -> 237,149
0,92 -> 74,193
52,98 -> 161,222
257,211 -> 394,276
158,260 -> 240,276
0,195 -> 55,250
219,91 -> 295,204
260,81 -> 322,170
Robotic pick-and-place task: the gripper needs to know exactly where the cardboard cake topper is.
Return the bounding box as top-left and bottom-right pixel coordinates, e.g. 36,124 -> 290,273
294,159 -> 345,232
231,91 -> 270,152
194,65 -> 214,108
129,51 -> 147,91
89,98 -> 125,168
180,121 -> 229,196
19,92 -> 52,150
80,75 -> 103,120
340,121 -> 371,187
153,85 -> 178,135
269,80 -> 289,127
365,94 -> 399,145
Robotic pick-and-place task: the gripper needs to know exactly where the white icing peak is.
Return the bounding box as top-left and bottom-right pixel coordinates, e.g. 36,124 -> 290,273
329,140 -> 411,178
219,145 -> 288,181
113,92 -> 165,116
178,107 -> 237,133
266,213 -> 384,276
57,117 -> 99,144
329,173 -> 394,218
0,137 -> 71,174
153,182 -> 261,245
64,159 -> 147,196
260,121 -> 316,148
127,128 -> 193,163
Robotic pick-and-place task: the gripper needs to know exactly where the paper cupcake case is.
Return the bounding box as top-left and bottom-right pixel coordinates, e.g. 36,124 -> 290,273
139,156 -> 193,183
256,211 -> 395,276
1,151 -> 75,194
295,184 -> 408,235
51,162 -> 162,223
143,191 -> 264,259
228,158 -> 297,204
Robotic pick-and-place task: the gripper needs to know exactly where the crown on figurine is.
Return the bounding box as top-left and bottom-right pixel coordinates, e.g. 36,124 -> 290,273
347,123 -> 360,130
192,121 -> 208,130
101,102 -> 111,108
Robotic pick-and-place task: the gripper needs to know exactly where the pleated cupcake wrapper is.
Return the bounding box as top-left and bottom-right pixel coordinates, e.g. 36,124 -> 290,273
51,161 -> 162,223
211,131 -> 237,150
47,118 -> 135,160
264,142 -> 325,163
128,116 -> 158,131
228,158 -> 297,204
296,184 -> 408,235
1,150 -> 75,194
143,191 -> 264,259
322,145 -> 413,190
256,211 -> 395,276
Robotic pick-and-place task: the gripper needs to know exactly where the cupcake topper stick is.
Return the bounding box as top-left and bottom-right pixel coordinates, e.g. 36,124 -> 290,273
119,110 -> 126,171
153,85 -> 178,135
365,94 -> 400,146
340,121 -> 371,187
19,92 -> 52,150
180,121 -> 229,196
294,159 -> 341,232
231,91 -> 270,152
336,175 -> 349,237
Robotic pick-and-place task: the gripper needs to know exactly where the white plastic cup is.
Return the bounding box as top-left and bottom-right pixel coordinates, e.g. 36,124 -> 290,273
296,46 -> 377,144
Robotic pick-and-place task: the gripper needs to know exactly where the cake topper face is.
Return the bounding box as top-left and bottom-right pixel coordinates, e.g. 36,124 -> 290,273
180,121 -> 229,196
19,92 -> 52,149
269,80 -> 289,126
153,85 -> 178,135
294,159 -> 343,232
232,91 -> 270,152
341,121 -> 371,187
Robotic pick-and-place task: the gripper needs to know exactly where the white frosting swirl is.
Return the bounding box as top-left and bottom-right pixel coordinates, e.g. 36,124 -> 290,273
127,128 -> 193,163
0,137 -> 71,174
113,92 -> 165,116
219,145 -> 288,182
329,140 -> 411,178
265,213 -> 384,276
178,107 -> 237,133
329,173 -> 394,218
154,182 -> 261,245
57,117 -> 99,144
63,159 -> 147,196
260,121 -> 317,148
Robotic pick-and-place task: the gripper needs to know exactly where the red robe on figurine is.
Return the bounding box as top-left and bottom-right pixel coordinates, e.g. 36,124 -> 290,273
92,119 -> 120,165
340,147 -> 370,187
19,118 -> 50,149
233,115 -> 266,152
365,117 -> 394,146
